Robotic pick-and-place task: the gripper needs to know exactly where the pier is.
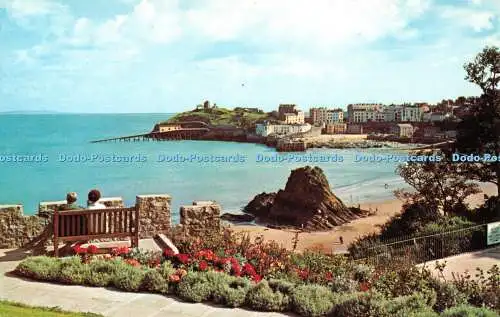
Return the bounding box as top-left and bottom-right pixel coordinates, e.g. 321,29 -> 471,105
91,128 -> 210,143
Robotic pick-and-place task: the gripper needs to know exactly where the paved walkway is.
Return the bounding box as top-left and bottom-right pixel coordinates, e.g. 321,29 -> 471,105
418,246 -> 500,279
0,248 -> 292,317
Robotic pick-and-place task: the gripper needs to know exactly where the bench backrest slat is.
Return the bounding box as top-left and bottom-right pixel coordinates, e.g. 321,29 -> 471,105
53,207 -> 137,238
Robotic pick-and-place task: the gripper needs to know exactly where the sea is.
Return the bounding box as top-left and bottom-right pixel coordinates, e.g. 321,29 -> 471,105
0,114 -> 406,222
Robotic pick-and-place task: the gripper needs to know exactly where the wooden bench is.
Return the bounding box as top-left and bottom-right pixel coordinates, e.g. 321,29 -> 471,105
53,207 -> 139,257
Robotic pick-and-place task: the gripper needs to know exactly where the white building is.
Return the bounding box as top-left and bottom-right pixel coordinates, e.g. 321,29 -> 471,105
396,104 -> 423,122
347,104 -> 383,123
283,111 -> 305,124
255,122 -> 312,137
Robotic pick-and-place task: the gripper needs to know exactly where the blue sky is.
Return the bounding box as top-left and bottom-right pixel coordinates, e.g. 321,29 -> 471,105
1,0 -> 499,113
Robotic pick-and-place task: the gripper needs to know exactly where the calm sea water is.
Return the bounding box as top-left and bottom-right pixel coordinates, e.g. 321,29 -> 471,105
0,114 -> 405,221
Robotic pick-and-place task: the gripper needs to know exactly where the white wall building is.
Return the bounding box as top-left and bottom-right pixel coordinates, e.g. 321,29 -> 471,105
282,111 -> 305,124
256,122 -> 312,137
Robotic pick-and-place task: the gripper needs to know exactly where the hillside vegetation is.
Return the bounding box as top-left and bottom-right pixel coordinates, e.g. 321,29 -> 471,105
162,106 -> 278,129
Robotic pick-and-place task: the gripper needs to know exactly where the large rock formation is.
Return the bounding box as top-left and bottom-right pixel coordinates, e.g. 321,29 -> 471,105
244,166 -> 366,230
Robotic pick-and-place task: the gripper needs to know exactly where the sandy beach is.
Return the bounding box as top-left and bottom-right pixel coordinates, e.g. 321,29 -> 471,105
229,183 -> 497,254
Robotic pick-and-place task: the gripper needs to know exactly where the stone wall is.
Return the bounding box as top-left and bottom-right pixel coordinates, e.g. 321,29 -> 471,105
0,194 -> 225,249
179,201 -> 221,236
0,205 -> 45,249
136,194 -> 172,238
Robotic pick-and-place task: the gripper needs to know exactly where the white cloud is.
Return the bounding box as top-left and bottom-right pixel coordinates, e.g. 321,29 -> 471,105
440,7 -> 495,32
184,0 -> 431,49
0,0 -> 64,17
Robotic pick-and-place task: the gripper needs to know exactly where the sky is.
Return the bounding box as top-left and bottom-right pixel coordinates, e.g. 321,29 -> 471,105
1,0 -> 500,113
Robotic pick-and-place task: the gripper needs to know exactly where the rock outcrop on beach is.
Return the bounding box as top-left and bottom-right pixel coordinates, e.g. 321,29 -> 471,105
220,213 -> 255,222
244,166 -> 366,230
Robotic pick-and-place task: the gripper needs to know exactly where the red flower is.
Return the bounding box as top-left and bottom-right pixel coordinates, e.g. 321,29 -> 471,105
252,274 -> 262,282
297,269 -> 309,281
194,249 -> 216,261
169,274 -> 180,283
124,258 -> 141,267
87,245 -> 99,255
198,260 -> 209,271
175,253 -> 190,265
325,272 -> 333,282
242,263 -> 256,275
359,282 -> 371,292
111,246 -> 130,256
73,244 -> 87,255
164,249 -> 176,258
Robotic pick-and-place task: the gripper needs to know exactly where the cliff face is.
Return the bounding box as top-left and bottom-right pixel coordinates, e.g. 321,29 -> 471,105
244,166 -> 366,230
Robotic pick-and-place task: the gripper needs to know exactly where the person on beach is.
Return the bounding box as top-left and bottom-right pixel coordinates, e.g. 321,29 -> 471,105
87,189 -> 106,209
60,192 -> 82,211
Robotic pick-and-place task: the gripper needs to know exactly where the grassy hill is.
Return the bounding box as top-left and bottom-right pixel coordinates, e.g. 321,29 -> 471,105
162,106 -> 279,129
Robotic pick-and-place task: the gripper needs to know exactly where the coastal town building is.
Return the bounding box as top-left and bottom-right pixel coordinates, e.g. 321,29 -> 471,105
309,107 -> 344,124
423,112 -> 448,122
277,104 -> 305,124
325,123 -> 347,134
255,122 -> 311,137
283,111 -> 305,124
278,104 -> 298,116
347,103 -> 423,123
157,123 -> 182,132
395,104 -> 423,122
347,104 -> 384,123
390,123 -> 414,138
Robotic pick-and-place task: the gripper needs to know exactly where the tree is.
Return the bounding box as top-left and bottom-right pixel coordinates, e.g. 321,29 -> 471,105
456,46 -> 500,195
395,154 -> 480,216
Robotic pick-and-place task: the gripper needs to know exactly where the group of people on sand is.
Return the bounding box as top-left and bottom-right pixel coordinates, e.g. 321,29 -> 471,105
60,189 -> 106,211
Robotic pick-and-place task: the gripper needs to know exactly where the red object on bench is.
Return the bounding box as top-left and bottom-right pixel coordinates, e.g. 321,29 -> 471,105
53,207 -> 139,257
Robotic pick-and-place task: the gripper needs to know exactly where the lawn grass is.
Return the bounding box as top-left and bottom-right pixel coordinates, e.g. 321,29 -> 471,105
0,300 -> 102,317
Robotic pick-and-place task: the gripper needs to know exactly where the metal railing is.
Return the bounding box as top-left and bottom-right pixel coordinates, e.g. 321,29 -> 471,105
351,223 -> 489,266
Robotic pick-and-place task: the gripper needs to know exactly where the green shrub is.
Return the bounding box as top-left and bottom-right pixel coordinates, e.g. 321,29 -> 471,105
268,279 -> 295,295
329,292 -> 388,317
329,277 -> 358,293
15,256 -> 61,281
86,259 -> 120,287
176,272 -> 212,303
112,263 -> 145,292
384,292 -> 436,317
245,280 -> 292,312
406,312 -> 439,317
431,280 -> 467,312
58,256 -> 89,285
159,261 -> 176,278
127,248 -> 162,267
211,275 -> 251,308
141,269 -> 168,293
352,264 -> 374,283
373,267 -> 434,298
441,304 -> 500,317
292,284 -> 335,317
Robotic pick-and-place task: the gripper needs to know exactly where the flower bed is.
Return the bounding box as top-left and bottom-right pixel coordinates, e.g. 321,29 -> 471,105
13,231 -> 500,316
